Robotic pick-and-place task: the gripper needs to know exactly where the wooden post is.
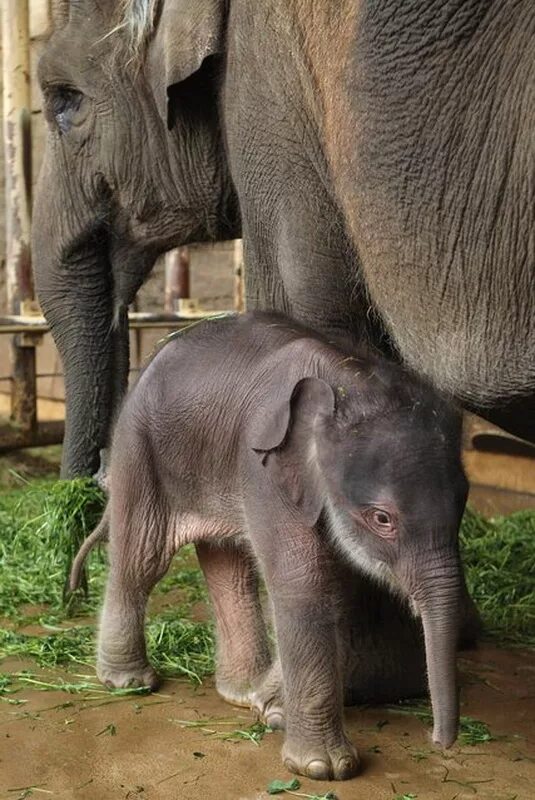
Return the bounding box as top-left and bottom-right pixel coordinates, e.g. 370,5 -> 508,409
233,239 -> 245,312
164,246 -> 190,311
2,0 -> 37,432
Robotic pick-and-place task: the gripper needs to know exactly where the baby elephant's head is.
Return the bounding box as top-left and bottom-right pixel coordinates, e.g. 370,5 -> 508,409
253,369 -> 468,750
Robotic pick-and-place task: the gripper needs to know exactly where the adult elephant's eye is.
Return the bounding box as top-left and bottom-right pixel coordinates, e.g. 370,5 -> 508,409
45,86 -> 84,134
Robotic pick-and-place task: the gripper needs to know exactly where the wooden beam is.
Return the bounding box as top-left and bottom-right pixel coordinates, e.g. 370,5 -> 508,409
2,0 -> 37,433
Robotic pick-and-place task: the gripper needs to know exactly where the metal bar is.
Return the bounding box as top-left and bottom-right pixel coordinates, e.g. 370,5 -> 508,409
0,420 -> 65,454
0,310 -> 233,335
0,372 -> 63,382
2,0 -> 37,433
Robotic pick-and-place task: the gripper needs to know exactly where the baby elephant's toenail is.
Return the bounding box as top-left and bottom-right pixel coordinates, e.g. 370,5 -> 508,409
337,755 -> 359,778
284,758 -> 299,775
266,711 -> 285,730
305,759 -> 331,780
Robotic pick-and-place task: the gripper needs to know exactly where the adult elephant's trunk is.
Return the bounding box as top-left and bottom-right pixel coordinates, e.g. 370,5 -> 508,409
31,138 -> 152,478
412,558 -> 462,748
35,239 -> 124,478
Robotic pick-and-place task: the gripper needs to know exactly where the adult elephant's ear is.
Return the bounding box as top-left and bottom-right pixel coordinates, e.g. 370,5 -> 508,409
146,0 -> 226,126
50,0 -> 70,27
251,378 -> 336,527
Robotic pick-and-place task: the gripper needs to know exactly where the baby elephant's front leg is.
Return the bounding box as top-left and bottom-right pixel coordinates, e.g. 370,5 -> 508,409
258,524 -> 359,781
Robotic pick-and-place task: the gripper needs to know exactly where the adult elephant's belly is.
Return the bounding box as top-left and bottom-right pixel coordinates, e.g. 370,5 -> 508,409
340,179 -> 535,442
319,0 -> 535,442
358,239 -> 535,444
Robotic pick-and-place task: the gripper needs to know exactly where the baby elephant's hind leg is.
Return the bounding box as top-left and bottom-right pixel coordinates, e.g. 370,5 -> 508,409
97,500 -> 172,691
196,541 -> 272,709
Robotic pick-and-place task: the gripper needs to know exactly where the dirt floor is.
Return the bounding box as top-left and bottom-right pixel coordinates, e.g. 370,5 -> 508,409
0,646 -> 534,800
1,451 -> 534,800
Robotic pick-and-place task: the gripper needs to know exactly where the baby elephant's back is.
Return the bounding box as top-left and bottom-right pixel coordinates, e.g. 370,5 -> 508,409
113,313 -> 314,510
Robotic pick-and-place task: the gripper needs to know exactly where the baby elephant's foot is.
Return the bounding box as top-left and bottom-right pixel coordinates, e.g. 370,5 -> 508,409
282,736 -> 360,781
216,676 -> 255,708
250,663 -> 285,730
97,660 -> 160,691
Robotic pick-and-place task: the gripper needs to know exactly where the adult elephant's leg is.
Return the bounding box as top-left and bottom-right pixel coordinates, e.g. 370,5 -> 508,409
338,558 -> 479,704
195,540 -> 272,709
336,563 -> 427,705
225,28 -> 375,349
241,191 -> 375,350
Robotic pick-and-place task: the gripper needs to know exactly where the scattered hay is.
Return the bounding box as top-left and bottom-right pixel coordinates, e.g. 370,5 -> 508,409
0,479 -> 534,695
0,479 -> 213,685
386,702 -> 494,746
0,478 -> 106,617
460,507 -> 535,646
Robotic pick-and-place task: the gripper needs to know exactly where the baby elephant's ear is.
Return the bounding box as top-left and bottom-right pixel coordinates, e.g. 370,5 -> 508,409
252,377 -> 336,527
252,377 -> 335,452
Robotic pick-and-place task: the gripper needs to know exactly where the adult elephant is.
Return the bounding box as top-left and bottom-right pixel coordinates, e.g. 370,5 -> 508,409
32,0 -> 240,477
34,0 -> 534,481
221,0 -> 535,442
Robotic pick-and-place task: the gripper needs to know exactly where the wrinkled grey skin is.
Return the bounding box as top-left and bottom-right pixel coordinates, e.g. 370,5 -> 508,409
35,0 -> 534,482
223,0 -> 535,441
71,312 -> 468,781
32,0 -> 240,477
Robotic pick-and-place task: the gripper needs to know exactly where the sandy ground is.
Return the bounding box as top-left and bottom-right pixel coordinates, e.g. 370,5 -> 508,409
0,645 -> 534,800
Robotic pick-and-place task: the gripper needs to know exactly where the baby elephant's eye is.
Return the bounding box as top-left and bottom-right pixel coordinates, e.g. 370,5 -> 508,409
374,510 -> 391,525
362,507 -> 397,539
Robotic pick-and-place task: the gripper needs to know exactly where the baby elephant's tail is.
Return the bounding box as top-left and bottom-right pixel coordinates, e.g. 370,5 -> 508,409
69,506 -> 110,591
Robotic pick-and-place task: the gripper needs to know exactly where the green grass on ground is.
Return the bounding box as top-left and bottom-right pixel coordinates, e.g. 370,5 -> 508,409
0,477 -> 214,685
461,507 -> 535,646
0,478 -> 534,689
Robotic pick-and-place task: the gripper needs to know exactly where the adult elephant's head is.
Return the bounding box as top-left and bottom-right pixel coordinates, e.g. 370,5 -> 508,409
33,0 -> 238,477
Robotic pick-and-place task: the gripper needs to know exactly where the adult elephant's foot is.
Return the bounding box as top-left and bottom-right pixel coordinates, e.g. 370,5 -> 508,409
97,659 -> 160,691
282,735 -> 359,781
250,660 -> 285,730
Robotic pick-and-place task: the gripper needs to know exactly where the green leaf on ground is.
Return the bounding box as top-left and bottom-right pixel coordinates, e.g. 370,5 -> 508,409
267,778 -> 301,794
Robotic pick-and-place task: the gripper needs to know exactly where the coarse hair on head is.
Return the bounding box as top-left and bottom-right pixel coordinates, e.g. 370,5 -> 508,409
104,0 -> 159,60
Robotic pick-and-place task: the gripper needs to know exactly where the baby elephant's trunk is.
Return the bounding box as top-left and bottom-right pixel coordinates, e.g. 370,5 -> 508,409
414,561 -> 463,748
69,506 -> 110,591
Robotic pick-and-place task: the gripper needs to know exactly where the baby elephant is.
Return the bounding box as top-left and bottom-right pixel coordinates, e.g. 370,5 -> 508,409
72,311 -> 468,781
